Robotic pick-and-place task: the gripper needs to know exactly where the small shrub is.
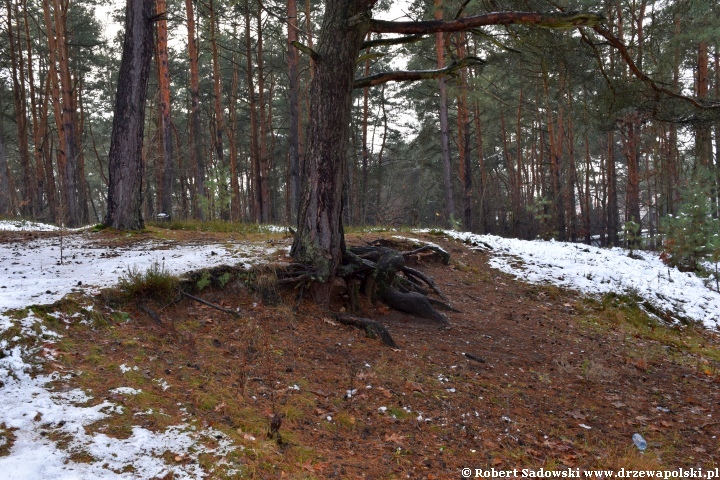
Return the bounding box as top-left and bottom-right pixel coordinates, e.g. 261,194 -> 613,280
117,261 -> 178,301
661,168 -> 720,274
196,271 -> 212,291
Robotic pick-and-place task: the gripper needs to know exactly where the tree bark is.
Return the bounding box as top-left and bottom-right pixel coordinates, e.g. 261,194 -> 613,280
184,0 -> 205,219
229,49 -> 241,221
287,0 -> 301,224
435,0 -> 455,227
290,0 -> 373,282
156,0 -> 174,217
52,0 -> 80,226
0,105 -> 12,216
245,0 -> 262,223
455,31 -> 472,231
6,0 -> 34,218
209,0 -> 225,219
257,8 -> 270,223
104,0 -> 154,230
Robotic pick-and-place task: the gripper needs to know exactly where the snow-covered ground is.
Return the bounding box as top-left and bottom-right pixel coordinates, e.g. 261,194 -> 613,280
0,223 -> 278,479
0,229 -> 277,310
1,222 -> 719,478
440,230 -> 720,330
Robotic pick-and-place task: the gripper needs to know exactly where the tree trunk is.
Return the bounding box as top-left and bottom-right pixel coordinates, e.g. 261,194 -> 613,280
456,31 -> 472,231
695,41 -> 711,168
290,0 -> 372,282
6,0 -> 35,219
361,41 -> 371,225
52,0 -> 80,226
229,49 -> 241,221
0,105 -> 12,216
622,117 -> 641,233
209,0 -> 225,219
156,0 -> 174,217
185,0 -> 205,219
104,0 -> 154,230
607,131 -> 619,245
473,99 -> 488,233
257,8 -> 270,223
20,0 -> 45,218
245,0 -> 262,222
435,0 -> 455,227
287,0 -> 301,224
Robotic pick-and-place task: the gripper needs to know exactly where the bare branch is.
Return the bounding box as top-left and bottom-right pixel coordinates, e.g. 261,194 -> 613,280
356,52 -> 385,64
353,56 -> 484,89
361,34 -> 425,50
369,11 -> 603,35
291,40 -> 319,61
591,25 -> 720,109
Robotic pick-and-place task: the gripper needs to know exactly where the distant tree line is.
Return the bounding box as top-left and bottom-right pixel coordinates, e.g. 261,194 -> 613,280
0,0 -> 718,249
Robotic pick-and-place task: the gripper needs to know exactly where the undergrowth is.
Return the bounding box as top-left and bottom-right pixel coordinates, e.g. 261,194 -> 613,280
116,261 -> 178,301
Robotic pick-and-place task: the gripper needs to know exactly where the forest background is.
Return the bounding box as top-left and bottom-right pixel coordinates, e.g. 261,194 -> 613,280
1,0 -> 719,251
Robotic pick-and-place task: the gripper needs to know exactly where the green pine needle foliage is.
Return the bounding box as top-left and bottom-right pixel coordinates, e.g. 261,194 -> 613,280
661,168 -> 720,276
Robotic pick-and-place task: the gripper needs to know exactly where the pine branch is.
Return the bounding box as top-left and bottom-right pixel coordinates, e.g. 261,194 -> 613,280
369,11 -> 604,35
291,41 -> 319,61
353,56 -> 484,89
361,34 -> 425,50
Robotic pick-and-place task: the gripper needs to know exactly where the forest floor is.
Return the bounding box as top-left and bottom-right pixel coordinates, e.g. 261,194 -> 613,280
1,226 -> 719,479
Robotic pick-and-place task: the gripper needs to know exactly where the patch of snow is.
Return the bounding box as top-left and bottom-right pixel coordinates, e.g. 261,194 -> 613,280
109,387 -> 142,395
438,231 -> 720,330
153,378 -> 171,391
0,232 -> 276,311
0,220 -> 86,232
119,364 -> 138,373
0,312 -> 235,480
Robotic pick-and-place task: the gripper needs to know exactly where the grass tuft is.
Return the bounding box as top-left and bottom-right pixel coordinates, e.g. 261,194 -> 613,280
117,261 -> 179,301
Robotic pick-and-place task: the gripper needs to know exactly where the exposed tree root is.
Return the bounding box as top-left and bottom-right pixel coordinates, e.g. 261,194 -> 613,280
275,238 -> 454,343
137,301 -> 163,325
336,314 -> 398,348
179,289 -> 241,318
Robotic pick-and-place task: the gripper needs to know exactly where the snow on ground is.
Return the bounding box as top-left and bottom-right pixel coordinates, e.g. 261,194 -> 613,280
0,222 -> 276,479
0,229 -> 278,310
0,220 -> 76,232
0,312 -> 237,479
438,230 -> 720,330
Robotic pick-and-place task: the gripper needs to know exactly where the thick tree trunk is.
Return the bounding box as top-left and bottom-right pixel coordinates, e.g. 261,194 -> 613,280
290,0 -> 373,282
104,0 -> 154,230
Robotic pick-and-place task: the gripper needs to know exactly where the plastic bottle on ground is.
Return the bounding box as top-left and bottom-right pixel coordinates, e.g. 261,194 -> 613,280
632,433 -> 647,451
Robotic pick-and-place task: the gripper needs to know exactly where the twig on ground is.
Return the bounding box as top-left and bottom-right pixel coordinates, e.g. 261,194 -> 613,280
463,352 -> 486,363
